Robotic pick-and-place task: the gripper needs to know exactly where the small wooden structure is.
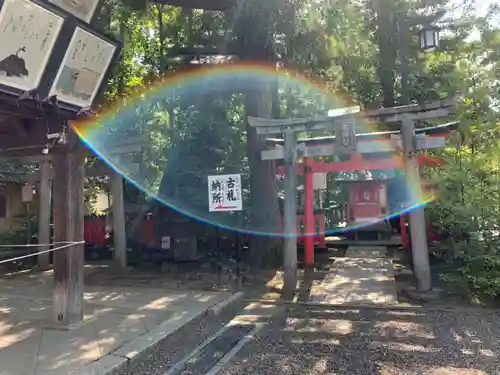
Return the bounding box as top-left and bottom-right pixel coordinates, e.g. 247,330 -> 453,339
0,0 -> 120,326
349,180 -> 388,224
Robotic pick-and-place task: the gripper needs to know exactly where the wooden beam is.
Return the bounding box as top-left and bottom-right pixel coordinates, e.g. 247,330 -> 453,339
52,130 -> 85,326
251,99 -> 456,133
297,157 -> 404,174
277,154 -> 442,175
11,161 -> 111,183
377,107 -> 454,124
277,156 -> 403,175
0,154 -> 54,163
265,121 -> 456,146
0,122 -> 62,158
262,133 -> 448,160
364,98 -> 455,118
0,92 -> 77,121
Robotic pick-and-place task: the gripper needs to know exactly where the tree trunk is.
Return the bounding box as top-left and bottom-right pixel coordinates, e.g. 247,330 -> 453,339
232,0 -> 283,268
374,0 -> 397,107
156,4 -> 165,69
246,86 -> 282,268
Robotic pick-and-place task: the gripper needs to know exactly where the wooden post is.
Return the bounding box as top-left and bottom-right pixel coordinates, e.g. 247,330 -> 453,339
303,157 -> 315,268
38,159 -> 52,268
283,130 -> 298,299
400,214 -> 408,249
111,170 -> 127,269
53,131 -> 85,326
401,115 -> 431,291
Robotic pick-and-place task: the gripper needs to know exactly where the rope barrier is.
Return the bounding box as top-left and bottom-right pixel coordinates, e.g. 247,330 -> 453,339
0,241 -> 83,247
0,241 -> 85,265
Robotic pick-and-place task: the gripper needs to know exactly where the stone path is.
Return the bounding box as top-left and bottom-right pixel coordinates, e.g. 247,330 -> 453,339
345,246 -> 388,258
0,279 -> 234,375
310,247 -> 397,306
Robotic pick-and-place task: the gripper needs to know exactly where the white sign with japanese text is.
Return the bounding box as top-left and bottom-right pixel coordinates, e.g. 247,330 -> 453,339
0,0 -> 64,91
49,26 -> 116,108
208,174 -> 243,212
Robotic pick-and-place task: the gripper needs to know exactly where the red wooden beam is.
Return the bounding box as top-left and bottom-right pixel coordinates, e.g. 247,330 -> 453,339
277,156 -> 403,175
277,154 -> 444,175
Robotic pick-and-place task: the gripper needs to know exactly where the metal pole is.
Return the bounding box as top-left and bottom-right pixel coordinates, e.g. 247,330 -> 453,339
401,115 -> 431,291
283,130 -> 298,299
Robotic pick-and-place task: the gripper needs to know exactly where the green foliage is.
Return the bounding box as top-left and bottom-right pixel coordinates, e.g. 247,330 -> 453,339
425,22 -> 500,297
89,0 -> 500,286
0,208 -> 38,246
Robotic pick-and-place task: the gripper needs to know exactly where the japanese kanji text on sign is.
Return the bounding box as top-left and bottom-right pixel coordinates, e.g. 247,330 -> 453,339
208,174 -> 243,212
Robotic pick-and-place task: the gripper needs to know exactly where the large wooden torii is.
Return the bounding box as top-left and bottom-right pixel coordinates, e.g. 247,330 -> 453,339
250,98 -> 456,294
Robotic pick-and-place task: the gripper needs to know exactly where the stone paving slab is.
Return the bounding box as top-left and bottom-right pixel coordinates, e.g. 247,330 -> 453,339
0,279 -> 234,375
310,257 -> 398,306
346,246 -> 388,258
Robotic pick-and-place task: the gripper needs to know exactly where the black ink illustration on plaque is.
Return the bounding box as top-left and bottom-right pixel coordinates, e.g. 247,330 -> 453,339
0,0 -> 64,91
0,46 -> 28,77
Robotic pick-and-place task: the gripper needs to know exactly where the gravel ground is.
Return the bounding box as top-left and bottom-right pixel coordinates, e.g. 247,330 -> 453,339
113,299 -> 246,375
218,306 -> 500,375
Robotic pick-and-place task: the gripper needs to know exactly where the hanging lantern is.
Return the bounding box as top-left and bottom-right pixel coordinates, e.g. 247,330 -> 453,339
420,25 -> 440,52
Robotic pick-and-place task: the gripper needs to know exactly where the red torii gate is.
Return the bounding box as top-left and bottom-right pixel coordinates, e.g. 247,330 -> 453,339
275,128 -> 450,266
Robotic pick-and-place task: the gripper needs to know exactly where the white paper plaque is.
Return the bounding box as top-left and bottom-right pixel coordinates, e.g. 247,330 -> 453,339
0,0 -> 64,91
49,27 -> 116,108
48,0 -> 100,23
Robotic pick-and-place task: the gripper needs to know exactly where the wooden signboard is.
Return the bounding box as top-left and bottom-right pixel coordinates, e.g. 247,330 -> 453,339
0,0 -> 64,92
49,26 -> 116,108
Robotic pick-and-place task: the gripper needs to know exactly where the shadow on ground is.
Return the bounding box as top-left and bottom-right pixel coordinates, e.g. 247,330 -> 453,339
219,306 -> 500,375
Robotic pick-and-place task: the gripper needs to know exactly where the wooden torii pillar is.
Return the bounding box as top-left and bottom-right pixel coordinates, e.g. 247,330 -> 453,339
52,132 -> 86,325
0,0 -> 120,327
